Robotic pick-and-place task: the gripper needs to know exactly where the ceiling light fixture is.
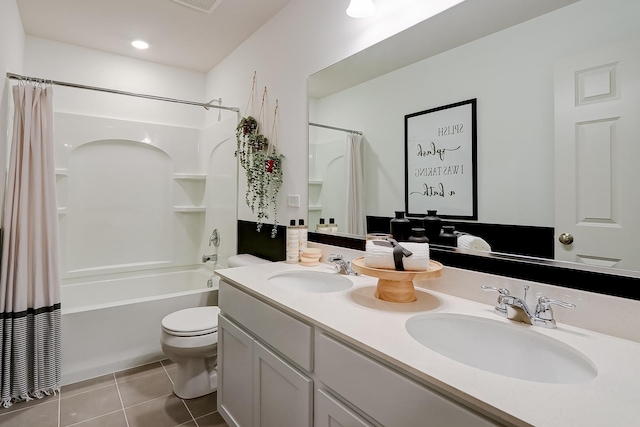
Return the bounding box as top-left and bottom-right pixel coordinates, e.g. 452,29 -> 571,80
346,0 -> 375,18
131,40 -> 149,50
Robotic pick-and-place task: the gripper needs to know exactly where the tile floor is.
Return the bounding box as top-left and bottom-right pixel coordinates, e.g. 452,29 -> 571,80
0,360 -> 229,427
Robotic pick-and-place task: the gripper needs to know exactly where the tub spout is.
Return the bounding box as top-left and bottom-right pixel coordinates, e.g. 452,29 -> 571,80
202,254 -> 217,263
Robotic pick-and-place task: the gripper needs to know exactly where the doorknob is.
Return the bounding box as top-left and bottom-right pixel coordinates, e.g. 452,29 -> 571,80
559,233 -> 574,245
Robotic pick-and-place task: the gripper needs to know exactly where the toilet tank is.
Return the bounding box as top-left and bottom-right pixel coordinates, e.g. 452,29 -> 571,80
227,253 -> 272,268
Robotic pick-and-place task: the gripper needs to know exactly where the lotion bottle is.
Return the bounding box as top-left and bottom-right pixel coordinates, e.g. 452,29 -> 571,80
328,218 -> 338,233
286,219 -> 300,263
316,218 -> 328,233
298,219 -> 308,259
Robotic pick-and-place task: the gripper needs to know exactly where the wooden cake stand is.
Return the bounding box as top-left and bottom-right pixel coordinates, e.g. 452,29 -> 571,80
350,256 -> 443,303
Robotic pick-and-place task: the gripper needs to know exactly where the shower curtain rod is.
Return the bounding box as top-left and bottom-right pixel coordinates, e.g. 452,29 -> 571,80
309,122 -> 362,135
6,72 -> 241,113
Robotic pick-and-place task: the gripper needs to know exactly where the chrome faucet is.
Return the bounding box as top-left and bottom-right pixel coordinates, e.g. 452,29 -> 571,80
482,284 -> 575,329
329,254 -> 357,275
202,254 -> 218,263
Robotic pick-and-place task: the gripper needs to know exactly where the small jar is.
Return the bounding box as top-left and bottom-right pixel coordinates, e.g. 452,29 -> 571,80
439,225 -> 458,247
423,210 -> 442,242
390,211 -> 411,242
408,228 -> 429,243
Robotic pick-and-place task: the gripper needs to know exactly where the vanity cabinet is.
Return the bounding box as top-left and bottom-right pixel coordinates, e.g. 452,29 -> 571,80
218,279 -> 501,427
218,316 -> 312,427
218,281 -> 313,427
316,332 -> 500,427
315,388 -> 374,427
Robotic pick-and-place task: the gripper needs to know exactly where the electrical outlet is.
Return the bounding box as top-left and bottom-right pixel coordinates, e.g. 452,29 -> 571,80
287,194 -> 301,207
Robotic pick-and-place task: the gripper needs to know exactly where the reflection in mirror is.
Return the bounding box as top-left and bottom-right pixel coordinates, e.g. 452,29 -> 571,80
308,123 -> 366,235
308,0 -> 640,274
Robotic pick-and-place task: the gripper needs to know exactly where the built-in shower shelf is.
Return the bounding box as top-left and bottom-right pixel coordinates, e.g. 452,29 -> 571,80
173,173 -> 206,181
308,180 -> 323,185
309,205 -> 322,211
173,206 -> 206,213
57,207 -> 68,215
55,168 -> 68,176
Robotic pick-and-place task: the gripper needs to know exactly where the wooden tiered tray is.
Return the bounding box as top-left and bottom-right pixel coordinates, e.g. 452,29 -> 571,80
350,256 -> 443,303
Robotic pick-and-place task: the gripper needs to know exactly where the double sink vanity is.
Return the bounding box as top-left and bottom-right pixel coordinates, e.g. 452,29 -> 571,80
215,252 -> 640,426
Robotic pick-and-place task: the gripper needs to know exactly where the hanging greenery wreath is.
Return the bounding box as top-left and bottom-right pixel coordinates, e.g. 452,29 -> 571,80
234,85 -> 284,237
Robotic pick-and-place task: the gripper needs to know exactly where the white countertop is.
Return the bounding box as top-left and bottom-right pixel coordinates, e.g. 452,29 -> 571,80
216,261 -> 640,427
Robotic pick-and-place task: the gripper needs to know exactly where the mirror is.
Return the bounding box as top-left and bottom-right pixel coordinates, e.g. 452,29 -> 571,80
308,0 -> 640,274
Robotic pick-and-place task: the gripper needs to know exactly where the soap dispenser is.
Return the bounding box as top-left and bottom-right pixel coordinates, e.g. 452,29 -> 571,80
298,219 -> 308,259
286,220 -> 300,263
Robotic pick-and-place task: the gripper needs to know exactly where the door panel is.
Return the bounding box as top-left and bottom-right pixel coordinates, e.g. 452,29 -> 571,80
554,39 -> 640,269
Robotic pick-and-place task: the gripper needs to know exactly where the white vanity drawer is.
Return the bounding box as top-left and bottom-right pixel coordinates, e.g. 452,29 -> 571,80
219,280 -> 313,372
316,333 -> 500,427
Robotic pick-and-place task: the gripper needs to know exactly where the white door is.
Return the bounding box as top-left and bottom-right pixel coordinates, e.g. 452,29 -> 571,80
554,39 -> 640,270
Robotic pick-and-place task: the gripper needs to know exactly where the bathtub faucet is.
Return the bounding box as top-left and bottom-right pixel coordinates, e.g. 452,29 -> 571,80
202,254 -> 218,263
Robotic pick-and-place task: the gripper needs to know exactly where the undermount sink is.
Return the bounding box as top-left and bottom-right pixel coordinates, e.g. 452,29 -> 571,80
268,270 -> 353,293
406,313 -> 597,384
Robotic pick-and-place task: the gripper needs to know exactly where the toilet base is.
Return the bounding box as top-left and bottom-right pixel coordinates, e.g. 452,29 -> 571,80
172,357 -> 218,399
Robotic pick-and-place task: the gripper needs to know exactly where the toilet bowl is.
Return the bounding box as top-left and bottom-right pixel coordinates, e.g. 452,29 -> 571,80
160,306 -> 220,399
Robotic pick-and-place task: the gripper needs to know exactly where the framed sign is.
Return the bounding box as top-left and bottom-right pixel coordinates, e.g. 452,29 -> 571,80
405,98 -> 477,219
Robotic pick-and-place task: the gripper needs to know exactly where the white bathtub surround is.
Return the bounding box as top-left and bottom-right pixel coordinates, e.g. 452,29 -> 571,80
60,267 -> 217,385
1,84 -> 61,407
216,261 -> 640,426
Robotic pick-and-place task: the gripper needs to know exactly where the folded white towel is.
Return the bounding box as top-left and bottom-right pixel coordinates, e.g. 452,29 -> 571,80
457,234 -> 491,252
365,241 -> 429,271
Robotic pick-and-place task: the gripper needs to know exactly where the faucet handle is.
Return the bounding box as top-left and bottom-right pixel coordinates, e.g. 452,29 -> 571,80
328,254 -> 343,262
534,296 -> 576,327
481,286 -> 510,316
481,285 -> 510,296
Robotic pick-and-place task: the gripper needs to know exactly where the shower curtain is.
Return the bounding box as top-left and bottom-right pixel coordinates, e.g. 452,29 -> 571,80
345,133 -> 366,235
0,84 -> 61,407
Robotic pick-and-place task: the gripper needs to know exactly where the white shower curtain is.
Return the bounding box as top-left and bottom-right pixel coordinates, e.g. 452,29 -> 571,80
345,133 -> 366,235
0,84 -> 61,407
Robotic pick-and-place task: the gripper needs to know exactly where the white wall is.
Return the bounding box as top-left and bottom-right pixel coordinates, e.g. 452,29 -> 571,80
204,0 -> 466,229
21,37 -> 237,275
0,0 -> 25,220
312,0 -> 640,228
24,37 -> 209,128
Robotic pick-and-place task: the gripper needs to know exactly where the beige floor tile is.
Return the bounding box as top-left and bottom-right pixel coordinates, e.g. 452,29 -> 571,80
114,362 -> 165,383
62,373 -> 116,397
125,394 -> 193,427
67,410 -> 128,427
60,384 -> 122,426
117,370 -> 174,408
0,392 -> 59,415
165,365 -> 178,383
161,359 -> 176,367
194,411 -> 229,427
0,399 -> 59,427
183,392 -> 218,418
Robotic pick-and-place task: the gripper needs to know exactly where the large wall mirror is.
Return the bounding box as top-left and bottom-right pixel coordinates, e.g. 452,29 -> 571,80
307,0 -> 640,293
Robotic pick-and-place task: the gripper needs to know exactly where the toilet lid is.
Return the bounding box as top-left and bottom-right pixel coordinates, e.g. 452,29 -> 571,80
161,306 -> 220,337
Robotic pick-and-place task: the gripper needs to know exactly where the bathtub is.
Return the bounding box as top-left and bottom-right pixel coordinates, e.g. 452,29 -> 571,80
61,267 -> 218,385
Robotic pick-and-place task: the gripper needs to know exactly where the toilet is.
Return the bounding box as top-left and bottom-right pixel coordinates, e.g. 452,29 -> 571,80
160,306 -> 220,399
160,253 -> 270,399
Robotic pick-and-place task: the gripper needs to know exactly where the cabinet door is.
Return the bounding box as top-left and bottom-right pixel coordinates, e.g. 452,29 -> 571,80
315,388 -> 373,427
218,315 -> 254,427
253,340 -> 313,427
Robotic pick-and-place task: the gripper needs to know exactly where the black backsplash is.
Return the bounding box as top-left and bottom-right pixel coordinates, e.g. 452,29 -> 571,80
367,215 -> 554,259
309,217 -> 640,301
237,220 -> 286,262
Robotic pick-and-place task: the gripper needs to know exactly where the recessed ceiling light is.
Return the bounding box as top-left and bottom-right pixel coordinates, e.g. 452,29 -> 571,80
132,40 -> 149,50
346,0 -> 376,18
